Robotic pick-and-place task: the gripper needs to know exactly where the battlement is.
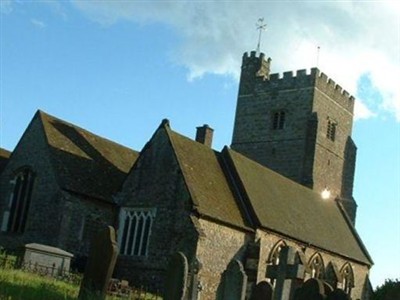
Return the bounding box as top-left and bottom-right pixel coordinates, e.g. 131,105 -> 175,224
242,51 -> 270,63
252,68 -> 354,111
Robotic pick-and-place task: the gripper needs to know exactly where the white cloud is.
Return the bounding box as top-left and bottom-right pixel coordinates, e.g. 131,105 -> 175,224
70,0 -> 400,121
31,18 -> 46,29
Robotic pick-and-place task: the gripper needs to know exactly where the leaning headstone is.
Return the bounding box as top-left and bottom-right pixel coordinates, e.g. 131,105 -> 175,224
219,259 -> 247,300
78,226 -> 119,300
266,246 -> 305,300
250,280 -> 273,300
163,252 -> 189,300
326,289 -> 350,300
294,278 -> 326,300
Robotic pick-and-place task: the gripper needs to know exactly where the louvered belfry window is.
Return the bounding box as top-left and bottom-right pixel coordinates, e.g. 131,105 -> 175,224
327,119 -> 337,141
118,208 -> 156,256
272,111 -> 286,130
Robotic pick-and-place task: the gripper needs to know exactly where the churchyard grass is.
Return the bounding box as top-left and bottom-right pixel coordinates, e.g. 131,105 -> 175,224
0,268 -> 78,299
0,268 -> 161,299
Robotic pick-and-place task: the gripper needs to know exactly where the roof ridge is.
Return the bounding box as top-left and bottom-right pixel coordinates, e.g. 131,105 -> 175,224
38,109 -> 137,153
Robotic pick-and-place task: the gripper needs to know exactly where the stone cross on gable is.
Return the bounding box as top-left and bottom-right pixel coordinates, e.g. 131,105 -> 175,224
266,246 -> 305,300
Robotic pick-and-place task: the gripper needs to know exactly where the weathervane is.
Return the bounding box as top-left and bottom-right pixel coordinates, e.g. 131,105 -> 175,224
256,18 -> 267,54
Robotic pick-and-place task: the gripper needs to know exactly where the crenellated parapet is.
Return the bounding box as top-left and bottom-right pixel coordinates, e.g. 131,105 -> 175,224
313,70 -> 355,112
250,67 -> 354,112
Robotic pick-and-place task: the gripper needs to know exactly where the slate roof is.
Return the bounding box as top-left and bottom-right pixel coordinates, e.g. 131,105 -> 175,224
166,126 -> 250,230
38,111 -> 139,202
225,149 -> 372,265
162,123 -> 371,265
0,148 -> 11,174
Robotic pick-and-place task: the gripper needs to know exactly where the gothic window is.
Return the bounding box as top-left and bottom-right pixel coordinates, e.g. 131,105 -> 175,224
1,168 -> 35,233
272,111 -> 286,130
267,240 -> 287,285
340,263 -> 354,296
118,208 -> 156,256
308,253 -> 325,279
326,119 -> 337,141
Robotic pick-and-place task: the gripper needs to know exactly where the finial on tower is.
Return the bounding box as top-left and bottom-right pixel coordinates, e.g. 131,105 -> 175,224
256,18 -> 267,54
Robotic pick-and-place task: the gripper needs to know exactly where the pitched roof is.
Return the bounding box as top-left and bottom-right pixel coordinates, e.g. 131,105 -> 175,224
38,111 -> 139,202
158,123 -> 371,265
0,148 -> 11,174
225,148 -> 372,265
165,126 -> 250,230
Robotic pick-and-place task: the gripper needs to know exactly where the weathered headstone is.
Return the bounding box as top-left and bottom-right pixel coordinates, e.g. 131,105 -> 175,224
266,246 -> 305,300
188,257 -> 202,300
294,278 -> 326,300
219,259 -> 248,300
163,252 -> 189,300
250,280 -> 273,300
326,289 -> 350,300
78,226 -> 119,300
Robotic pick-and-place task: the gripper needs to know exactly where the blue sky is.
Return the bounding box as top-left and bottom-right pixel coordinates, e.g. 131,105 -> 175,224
1,0 -> 399,288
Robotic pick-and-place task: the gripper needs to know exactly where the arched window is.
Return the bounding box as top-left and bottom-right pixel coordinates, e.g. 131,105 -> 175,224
340,263 -> 354,295
1,168 -> 35,233
308,253 -> 325,279
268,240 -> 287,265
325,262 -> 341,289
267,240 -> 287,285
118,208 -> 156,256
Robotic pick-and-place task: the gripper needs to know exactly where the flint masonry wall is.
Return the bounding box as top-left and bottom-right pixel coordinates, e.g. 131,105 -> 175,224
195,218 -> 251,299
256,229 -> 371,300
114,126 -> 199,292
0,114 -> 62,250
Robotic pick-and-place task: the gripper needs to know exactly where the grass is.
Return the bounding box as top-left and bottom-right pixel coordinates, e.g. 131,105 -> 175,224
0,268 -> 162,300
0,268 -> 78,300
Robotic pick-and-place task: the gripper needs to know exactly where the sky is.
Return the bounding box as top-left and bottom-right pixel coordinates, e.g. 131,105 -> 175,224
1,0 -> 399,288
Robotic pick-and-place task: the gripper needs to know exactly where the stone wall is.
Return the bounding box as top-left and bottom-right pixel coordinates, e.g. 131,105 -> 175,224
256,229 -> 371,300
195,218 -> 251,299
114,126 -> 199,292
0,114 -> 62,250
57,192 -> 116,256
231,52 -> 357,222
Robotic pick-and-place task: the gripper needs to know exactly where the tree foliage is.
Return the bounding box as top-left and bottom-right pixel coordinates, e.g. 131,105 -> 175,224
373,278 -> 400,300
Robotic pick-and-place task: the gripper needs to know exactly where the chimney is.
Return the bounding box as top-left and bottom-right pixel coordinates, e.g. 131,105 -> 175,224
195,124 -> 214,148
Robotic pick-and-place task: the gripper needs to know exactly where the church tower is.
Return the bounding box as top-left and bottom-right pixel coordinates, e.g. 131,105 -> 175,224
231,51 -> 358,223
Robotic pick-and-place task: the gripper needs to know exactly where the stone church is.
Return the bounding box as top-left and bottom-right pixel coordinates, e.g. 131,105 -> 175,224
0,51 -> 373,299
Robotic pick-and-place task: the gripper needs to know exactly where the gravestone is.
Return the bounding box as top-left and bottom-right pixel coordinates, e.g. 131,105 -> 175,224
250,280 -> 273,300
163,252 -> 189,300
219,259 -> 247,300
294,278 -> 326,300
326,289 -> 350,300
266,246 -> 305,300
78,226 -> 119,300
188,257 -> 202,300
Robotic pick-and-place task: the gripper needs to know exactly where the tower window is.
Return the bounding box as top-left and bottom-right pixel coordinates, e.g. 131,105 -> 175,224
326,120 -> 337,141
272,111 -> 286,130
118,208 -> 156,256
1,168 -> 35,233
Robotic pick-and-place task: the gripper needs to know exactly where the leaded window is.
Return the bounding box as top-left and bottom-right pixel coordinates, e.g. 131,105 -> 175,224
308,253 -> 325,279
340,263 -> 354,295
118,208 -> 156,256
1,168 -> 35,233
